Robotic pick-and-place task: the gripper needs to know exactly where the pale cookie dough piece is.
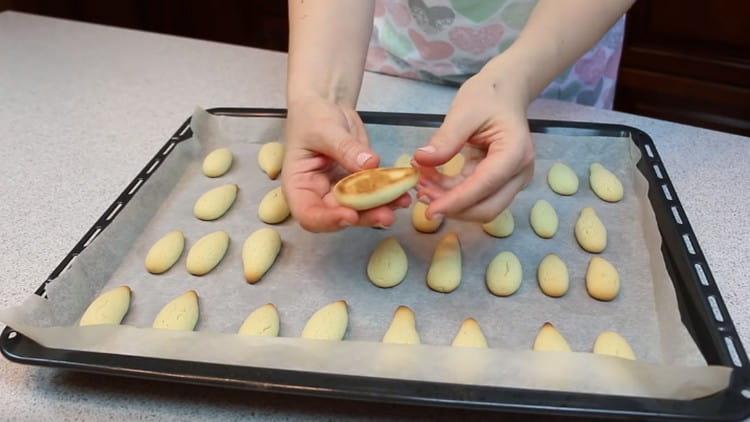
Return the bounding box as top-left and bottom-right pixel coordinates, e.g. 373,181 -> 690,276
547,162 -> 579,195
426,232 -> 462,293
586,256 -> 620,301
530,199 -> 558,238
301,300 -> 348,340
202,147 -> 233,177
242,228 -> 282,284
145,230 -> 185,274
482,208 -> 514,238
593,331 -> 635,360
186,231 -> 230,276
238,303 -> 280,337
367,236 -> 408,288
440,153 -> 465,177
486,251 -> 523,297
451,318 -> 488,348
575,207 -> 607,253
532,323 -> 571,352
382,306 -> 420,345
394,153 -> 412,168
258,142 -> 284,179
589,162 -> 623,202
537,254 -> 569,297
152,290 -> 199,331
334,167 -> 418,210
258,186 -> 290,224
79,286 -> 131,326
412,201 -> 443,233
193,184 -> 239,221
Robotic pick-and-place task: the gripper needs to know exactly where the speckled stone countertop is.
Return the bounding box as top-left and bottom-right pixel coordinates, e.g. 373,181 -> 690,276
1,11 -> 748,421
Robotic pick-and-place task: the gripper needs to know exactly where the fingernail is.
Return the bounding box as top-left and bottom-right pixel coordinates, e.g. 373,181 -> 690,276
418,145 -> 436,154
339,220 -> 352,227
357,152 -> 373,167
373,223 -> 389,230
431,213 -> 444,221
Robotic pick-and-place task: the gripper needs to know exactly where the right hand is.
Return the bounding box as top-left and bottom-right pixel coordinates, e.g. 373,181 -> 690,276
282,97 -> 411,232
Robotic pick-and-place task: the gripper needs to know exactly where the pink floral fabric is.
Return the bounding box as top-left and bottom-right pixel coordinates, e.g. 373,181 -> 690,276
366,0 -> 625,109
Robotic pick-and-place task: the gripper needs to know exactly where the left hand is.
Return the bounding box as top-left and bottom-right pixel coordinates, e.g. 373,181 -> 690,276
413,69 -> 535,223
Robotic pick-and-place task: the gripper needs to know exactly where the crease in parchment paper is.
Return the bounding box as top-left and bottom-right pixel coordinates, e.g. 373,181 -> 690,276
0,107 -> 730,400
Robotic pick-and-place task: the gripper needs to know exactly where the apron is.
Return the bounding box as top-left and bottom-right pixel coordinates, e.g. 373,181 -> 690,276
366,0 -> 625,109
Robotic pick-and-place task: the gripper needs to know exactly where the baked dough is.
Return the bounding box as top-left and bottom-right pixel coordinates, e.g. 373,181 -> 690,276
537,254 -> 569,297
589,163 -> 623,202
242,228 -> 281,284
145,230 -> 185,274
547,162 -> 578,195
301,300 -> 348,340
482,208 -> 514,238
440,153 -> 465,177
427,232 -> 462,293
334,167 -> 418,210
394,153 -> 412,168
382,306 -> 420,345
186,231 -> 230,276
532,322 -> 571,352
593,330 -> 635,360
486,251 -> 523,297
451,318 -> 488,348
412,201 -> 443,233
367,236 -> 408,288
258,142 -> 284,179
79,286 -> 131,326
238,303 -> 280,337
202,147 -> 233,177
152,290 -> 199,331
193,184 -> 238,221
586,256 -> 620,301
530,199 -> 558,238
575,207 -> 607,253
258,186 -> 290,224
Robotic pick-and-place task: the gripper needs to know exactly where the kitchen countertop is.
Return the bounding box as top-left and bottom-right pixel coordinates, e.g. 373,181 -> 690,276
1,11 -> 748,420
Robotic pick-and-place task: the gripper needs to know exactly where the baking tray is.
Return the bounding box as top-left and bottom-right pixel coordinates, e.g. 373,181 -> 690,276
2,108 -> 749,420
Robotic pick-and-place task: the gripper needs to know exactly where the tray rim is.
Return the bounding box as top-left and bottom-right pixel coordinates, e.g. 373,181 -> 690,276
2,108 -> 748,420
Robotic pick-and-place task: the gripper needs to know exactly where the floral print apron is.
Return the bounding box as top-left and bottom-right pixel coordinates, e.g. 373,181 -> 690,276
366,0 -> 625,109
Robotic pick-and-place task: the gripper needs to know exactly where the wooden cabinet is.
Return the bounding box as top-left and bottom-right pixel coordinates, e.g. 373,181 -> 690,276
615,1 -> 750,136
5,1 -> 290,52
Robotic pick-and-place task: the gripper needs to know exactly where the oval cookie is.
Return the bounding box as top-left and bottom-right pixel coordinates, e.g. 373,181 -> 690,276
334,167 -> 418,211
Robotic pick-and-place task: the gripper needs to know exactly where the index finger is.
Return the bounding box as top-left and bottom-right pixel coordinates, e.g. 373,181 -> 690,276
426,142 -> 525,218
288,186 -> 359,232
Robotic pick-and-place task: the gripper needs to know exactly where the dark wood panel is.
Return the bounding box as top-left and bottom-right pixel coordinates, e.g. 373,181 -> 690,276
617,69 -> 750,135
615,0 -> 750,136
619,69 -> 750,111
621,47 -> 749,89
7,0 -> 290,51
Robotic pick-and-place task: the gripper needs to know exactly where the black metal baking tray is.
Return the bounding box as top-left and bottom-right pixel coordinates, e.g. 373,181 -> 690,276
3,108 -> 749,420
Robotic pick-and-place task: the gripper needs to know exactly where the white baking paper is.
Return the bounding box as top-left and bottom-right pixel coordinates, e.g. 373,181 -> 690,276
0,107 -> 730,400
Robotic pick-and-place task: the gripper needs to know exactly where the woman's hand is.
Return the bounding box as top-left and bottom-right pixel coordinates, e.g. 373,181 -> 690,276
283,96 -> 411,232
413,66 -> 535,223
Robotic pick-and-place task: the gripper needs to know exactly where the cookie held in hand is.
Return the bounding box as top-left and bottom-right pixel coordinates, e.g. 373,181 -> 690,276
333,167 -> 418,211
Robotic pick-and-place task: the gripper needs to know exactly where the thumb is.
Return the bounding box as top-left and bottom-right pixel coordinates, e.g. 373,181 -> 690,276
318,125 -> 379,173
414,111 -> 476,167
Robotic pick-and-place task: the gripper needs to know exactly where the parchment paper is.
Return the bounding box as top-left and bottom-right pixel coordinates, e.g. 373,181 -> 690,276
0,108 -> 730,400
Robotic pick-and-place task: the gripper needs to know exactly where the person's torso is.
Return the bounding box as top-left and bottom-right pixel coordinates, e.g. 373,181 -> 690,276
366,0 -> 625,108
